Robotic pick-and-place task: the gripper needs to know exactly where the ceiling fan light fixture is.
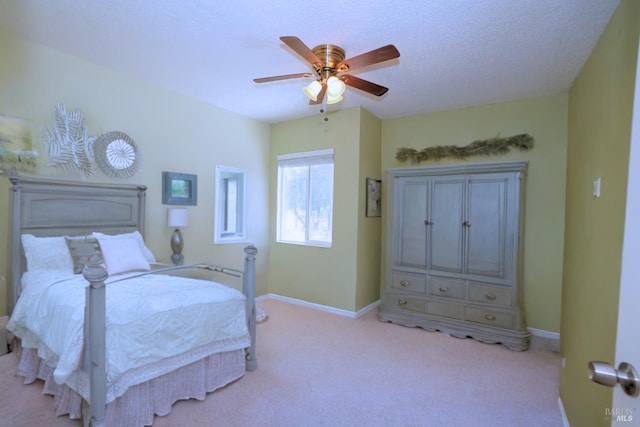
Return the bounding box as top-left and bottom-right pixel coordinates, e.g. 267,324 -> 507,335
326,76 -> 346,97
326,94 -> 344,105
303,80 -> 322,101
255,37 -> 400,110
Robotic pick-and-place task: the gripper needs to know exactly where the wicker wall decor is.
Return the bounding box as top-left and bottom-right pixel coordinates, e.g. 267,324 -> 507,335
40,102 -> 142,178
94,131 -> 142,178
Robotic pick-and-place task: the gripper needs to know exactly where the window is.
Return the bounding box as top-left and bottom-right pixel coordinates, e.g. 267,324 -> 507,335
214,165 -> 247,244
277,149 -> 334,247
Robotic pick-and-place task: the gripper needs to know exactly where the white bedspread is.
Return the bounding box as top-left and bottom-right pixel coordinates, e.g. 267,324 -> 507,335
7,269 -> 250,403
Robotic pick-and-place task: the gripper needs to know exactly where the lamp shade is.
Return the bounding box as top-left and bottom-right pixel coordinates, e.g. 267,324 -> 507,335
326,94 -> 344,105
167,208 -> 188,228
326,76 -> 346,97
303,80 -> 322,102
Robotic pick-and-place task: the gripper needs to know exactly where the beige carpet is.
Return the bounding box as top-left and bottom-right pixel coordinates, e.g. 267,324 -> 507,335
0,299 -> 563,426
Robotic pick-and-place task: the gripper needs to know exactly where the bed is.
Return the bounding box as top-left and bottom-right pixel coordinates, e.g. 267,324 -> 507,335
5,175 -> 257,427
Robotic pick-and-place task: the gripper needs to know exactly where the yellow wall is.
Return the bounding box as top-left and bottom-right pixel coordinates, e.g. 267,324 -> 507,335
381,94 -> 568,332
268,92 -> 569,326
269,109 -> 359,310
268,108 -> 382,312
0,29 -> 271,314
560,1 -> 639,425
355,109 -> 382,309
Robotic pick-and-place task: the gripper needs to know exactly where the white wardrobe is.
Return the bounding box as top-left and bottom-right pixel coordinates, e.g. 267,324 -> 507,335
378,161 -> 530,350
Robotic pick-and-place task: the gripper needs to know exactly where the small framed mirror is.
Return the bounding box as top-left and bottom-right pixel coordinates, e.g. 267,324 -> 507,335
214,165 -> 247,244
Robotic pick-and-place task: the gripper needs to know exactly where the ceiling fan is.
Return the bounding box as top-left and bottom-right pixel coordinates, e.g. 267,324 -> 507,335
254,36 -> 400,106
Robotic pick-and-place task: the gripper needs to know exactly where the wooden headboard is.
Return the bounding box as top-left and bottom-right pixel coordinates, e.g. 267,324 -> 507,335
8,175 -> 147,314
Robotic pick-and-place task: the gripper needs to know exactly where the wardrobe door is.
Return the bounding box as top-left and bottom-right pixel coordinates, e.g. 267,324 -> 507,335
398,179 -> 429,268
429,176 -> 465,273
465,176 -> 508,278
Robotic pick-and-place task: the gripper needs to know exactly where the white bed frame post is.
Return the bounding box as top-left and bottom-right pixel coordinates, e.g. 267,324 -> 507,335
243,245 -> 258,371
82,255 -> 109,427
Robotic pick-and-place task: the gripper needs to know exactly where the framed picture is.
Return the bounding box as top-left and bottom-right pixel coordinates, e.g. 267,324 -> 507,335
366,178 -> 381,217
0,116 -> 37,172
163,171 -> 197,205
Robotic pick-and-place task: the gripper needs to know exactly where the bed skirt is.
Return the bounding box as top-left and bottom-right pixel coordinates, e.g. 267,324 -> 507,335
17,346 -> 246,426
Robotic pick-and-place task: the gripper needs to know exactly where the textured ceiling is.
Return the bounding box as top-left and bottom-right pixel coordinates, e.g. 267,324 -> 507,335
0,0 -> 621,124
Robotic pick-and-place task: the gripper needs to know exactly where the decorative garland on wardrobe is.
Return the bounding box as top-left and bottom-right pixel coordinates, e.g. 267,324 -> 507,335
396,133 -> 534,163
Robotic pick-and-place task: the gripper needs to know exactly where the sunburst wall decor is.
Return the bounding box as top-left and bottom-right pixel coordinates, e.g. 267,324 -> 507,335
94,131 -> 142,178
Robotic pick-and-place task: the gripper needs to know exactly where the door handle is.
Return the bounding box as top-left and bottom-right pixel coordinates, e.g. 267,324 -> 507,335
588,361 -> 639,397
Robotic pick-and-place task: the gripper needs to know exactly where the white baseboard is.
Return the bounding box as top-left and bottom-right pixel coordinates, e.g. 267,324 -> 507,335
528,327 -> 560,340
259,296 -> 561,350
528,327 -> 560,352
261,293 -> 380,318
558,396 -> 570,427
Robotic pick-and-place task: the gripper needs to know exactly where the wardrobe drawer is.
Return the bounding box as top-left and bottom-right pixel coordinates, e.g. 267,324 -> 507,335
391,271 -> 426,293
426,301 -> 462,319
428,276 -> 465,300
468,283 -> 512,306
465,307 -> 514,329
385,295 -> 425,313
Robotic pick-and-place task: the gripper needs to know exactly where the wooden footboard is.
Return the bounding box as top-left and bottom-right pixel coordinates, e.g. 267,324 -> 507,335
81,246 -> 258,427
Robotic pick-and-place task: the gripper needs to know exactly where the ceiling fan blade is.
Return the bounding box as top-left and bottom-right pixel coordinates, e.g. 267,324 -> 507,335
341,75 -> 389,96
253,72 -> 313,83
280,36 -> 324,68
309,83 -> 327,105
337,44 -> 400,72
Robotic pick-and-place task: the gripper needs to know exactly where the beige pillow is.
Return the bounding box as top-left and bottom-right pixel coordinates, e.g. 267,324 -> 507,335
65,236 -> 100,274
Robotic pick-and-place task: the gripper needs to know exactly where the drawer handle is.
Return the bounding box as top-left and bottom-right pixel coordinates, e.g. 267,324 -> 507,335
485,293 -> 497,301
484,314 -> 496,321
400,280 -> 410,287
438,287 -> 449,293
398,299 -> 408,307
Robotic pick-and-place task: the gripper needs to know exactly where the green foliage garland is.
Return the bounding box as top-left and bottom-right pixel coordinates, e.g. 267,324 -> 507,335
396,134 -> 534,163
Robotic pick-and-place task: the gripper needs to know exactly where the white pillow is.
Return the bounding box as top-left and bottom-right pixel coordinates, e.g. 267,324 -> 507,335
96,237 -> 150,275
21,234 -> 74,272
92,230 -> 156,263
